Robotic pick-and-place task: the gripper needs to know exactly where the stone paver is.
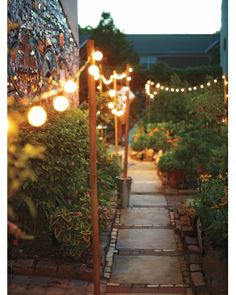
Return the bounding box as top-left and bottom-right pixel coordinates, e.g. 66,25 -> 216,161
117,228 -> 177,250
111,255 -> 183,284
130,194 -> 167,207
131,182 -> 163,194
120,208 -> 170,225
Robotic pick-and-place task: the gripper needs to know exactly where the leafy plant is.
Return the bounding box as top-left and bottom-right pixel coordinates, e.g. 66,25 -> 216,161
193,174 -> 228,249
11,106 -> 121,258
158,150 -> 183,172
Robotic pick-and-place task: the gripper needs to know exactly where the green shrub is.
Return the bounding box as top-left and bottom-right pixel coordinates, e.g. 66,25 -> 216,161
158,150 -> 182,172
12,107 -> 121,258
131,133 -> 150,151
193,174 -> 227,249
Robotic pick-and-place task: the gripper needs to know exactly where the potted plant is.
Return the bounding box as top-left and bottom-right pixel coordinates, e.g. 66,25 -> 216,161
158,150 -> 184,188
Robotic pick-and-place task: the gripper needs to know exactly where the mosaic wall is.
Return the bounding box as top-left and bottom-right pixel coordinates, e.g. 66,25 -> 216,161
8,0 -> 79,99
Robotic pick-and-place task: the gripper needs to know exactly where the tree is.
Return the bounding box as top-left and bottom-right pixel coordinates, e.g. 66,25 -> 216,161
88,12 -> 138,66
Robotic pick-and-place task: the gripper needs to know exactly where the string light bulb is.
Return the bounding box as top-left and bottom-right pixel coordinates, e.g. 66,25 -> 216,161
108,102 -> 115,109
53,96 -> 69,112
111,108 -> 117,115
64,80 -> 77,93
109,89 -> 116,97
93,51 -> 103,61
88,65 -> 99,77
28,106 -> 47,127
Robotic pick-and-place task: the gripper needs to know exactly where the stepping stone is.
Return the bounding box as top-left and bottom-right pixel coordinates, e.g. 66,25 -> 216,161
120,208 -> 170,226
191,272 -> 206,287
130,194 -> 167,207
111,255 -> 183,284
190,264 -> 201,272
117,229 -> 177,250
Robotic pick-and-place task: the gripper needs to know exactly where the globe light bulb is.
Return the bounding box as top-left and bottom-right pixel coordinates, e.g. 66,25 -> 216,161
28,106 -> 47,127
108,102 -> 114,109
64,80 -> 77,93
93,51 -> 103,61
53,96 -> 69,112
111,108 -> 117,115
88,65 -> 99,77
109,89 -> 116,97
117,110 -> 125,117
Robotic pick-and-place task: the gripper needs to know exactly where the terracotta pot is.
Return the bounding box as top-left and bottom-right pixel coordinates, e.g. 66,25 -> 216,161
167,170 -> 184,188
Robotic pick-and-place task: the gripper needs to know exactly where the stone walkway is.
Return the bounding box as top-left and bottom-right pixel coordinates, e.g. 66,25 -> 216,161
8,157 -> 206,295
103,158 -> 194,295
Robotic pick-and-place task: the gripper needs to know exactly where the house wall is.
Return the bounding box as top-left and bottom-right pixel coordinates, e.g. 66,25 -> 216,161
139,53 -> 211,69
8,0 -> 79,103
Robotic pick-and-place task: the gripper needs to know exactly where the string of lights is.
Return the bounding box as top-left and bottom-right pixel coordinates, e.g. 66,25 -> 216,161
145,75 -> 228,99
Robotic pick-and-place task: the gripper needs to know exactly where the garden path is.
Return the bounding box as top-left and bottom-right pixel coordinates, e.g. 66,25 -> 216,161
104,158 -> 194,295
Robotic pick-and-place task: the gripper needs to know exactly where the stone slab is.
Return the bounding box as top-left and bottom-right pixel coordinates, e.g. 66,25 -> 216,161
130,194 -> 167,207
120,208 -> 170,225
117,229 -> 177,250
131,182 -> 163,193
111,255 -> 183,284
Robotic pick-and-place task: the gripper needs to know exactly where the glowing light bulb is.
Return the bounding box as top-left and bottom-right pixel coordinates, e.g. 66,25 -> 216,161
108,102 -> 115,109
181,88 -> 185,92
64,80 -> 77,93
165,87 -> 169,91
96,110 -> 101,115
88,65 -> 99,77
156,83 -> 161,88
193,86 -> 197,90
207,82 -> 211,86
161,86 -> 164,90
109,89 -> 116,97
214,79 -> 217,83
127,77 -> 131,81
129,67 -> 133,72
97,125 -> 102,129
28,106 -> 47,127
176,89 -> 179,92
93,51 -> 103,61
188,88 -> 192,91
94,73 -> 100,80
117,110 -> 125,117
200,85 -> 204,89
171,88 -> 174,92
53,96 -> 69,112
111,108 -> 117,115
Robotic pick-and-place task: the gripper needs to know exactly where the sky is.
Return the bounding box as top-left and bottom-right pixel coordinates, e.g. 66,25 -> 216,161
77,0 -> 222,34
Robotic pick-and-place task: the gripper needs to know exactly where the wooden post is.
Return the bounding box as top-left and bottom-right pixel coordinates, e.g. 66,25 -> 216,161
87,39 -> 100,295
113,71 -> 119,155
123,64 -> 130,179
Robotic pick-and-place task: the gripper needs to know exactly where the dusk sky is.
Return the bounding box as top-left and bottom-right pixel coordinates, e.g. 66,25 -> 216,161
77,0 -> 222,34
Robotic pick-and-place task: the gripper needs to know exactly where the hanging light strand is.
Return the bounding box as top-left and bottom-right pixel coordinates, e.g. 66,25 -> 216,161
145,75 -> 227,99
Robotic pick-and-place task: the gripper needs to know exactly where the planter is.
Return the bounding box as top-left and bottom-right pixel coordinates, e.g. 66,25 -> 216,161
167,170 -> 184,188
116,176 -> 132,208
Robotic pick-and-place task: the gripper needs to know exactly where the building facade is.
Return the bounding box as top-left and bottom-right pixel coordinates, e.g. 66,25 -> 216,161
127,34 -> 220,69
